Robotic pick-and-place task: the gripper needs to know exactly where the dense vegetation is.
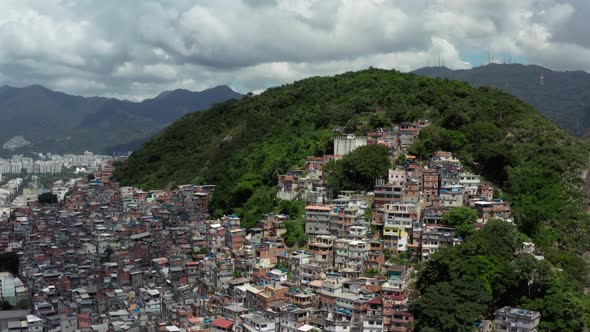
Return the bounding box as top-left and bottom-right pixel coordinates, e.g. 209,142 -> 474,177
115,68 -> 590,328
0,84 -> 241,156
414,63 -> 590,136
413,220 -> 588,331
441,206 -> 478,238
277,199 -> 307,247
38,192 -> 58,204
0,252 -> 19,275
324,144 -> 391,193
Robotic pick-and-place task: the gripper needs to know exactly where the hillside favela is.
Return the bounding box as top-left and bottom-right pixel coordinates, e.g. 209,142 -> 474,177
1,1 -> 589,332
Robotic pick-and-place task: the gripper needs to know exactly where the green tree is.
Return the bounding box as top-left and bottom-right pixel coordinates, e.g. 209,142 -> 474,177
368,112 -> 389,129
100,247 -> 114,263
519,275 -> 586,331
325,144 -> 391,193
13,299 -> 29,310
442,206 -> 478,238
241,186 -> 277,228
283,218 -> 306,247
1,300 -> 12,310
277,199 -> 305,219
412,277 -> 491,332
38,192 -> 58,204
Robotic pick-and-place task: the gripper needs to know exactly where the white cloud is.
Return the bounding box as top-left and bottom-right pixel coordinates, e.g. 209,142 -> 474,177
0,0 -> 588,99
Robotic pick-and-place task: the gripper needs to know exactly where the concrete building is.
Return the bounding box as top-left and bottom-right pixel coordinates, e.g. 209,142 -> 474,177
334,135 -> 367,157
0,310 -> 29,332
495,307 -> 541,332
241,313 -> 275,332
305,205 -> 332,237
0,272 -> 27,305
459,173 -> 480,195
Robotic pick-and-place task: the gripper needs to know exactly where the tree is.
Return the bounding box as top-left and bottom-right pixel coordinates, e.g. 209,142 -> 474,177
0,252 -> 20,275
277,200 -> 307,247
395,154 -> 407,166
38,192 -> 58,204
442,206 -> 478,238
283,218 -> 306,247
100,247 -> 114,263
368,112 -> 389,129
1,300 -> 12,310
412,277 -> 491,332
13,299 -> 29,310
277,199 -> 305,219
325,144 -> 391,193
240,186 -> 277,228
364,268 -> 379,278
518,274 -> 586,331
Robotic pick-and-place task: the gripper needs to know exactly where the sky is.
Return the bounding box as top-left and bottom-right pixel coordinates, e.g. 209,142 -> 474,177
0,0 -> 589,100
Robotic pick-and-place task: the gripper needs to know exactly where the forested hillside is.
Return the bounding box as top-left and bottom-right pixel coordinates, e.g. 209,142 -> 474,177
413,63 -> 590,136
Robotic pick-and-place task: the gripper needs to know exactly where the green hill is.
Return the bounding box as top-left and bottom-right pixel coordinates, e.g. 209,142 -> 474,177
117,66 -> 589,254
115,68 -> 590,329
413,63 -> 590,136
117,68 -> 587,234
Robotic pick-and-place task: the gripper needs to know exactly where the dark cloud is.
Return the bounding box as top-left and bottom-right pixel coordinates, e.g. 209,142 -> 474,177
549,0 -> 590,47
0,0 -> 587,99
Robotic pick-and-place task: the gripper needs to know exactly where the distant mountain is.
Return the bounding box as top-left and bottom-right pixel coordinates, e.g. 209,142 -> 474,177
0,84 -> 242,156
412,63 -> 590,136
133,85 -> 242,123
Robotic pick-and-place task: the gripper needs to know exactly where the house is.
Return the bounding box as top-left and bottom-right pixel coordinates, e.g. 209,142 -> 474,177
364,297 -> 384,332
373,183 -> 404,207
472,200 -> 512,222
240,313 -> 275,332
494,307 -> 540,332
420,225 -> 461,260
211,318 -> 234,332
422,169 -> 440,199
459,173 -> 480,195
305,206 -> 332,237
388,169 -> 406,186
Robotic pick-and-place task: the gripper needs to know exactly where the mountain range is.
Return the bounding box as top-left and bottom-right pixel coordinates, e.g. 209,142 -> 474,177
413,63 -> 590,136
0,84 -> 242,156
4,63 -> 589,157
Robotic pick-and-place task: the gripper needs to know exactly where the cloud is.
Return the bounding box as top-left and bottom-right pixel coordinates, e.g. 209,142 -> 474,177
0,0 -> 588,99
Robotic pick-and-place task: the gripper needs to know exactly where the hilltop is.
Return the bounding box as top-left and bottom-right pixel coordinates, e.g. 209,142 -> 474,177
413,63 -> 590,136
0,84 -> 242,156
